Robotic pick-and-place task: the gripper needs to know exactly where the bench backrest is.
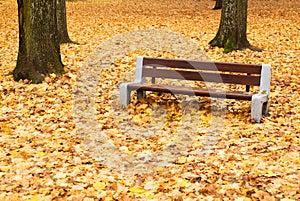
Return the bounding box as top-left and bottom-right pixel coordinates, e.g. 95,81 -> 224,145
134,56 -> 271,93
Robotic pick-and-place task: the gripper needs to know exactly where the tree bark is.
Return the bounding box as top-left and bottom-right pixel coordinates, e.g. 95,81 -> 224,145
56,0 -> 72,43
209,0 -> 250,53
213,0 -> 222,10
13,0 -> 64,83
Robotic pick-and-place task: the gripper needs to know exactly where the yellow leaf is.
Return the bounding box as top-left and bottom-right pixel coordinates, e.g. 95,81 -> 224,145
145,107 -> 152,114
45,163 -> 52,168
132,115 -> 142,124
276,117 -> 285,125
93,182 -> 106,190
63,147 -> 70,152
180,179 -> 189,187
137,103 -> 148,111
123,149 -> 132,154
176,156 -> 187,164
0,123 -> 11,133
1,167 -> 9,172
25,196 -> 39,201
128,187 -> 147,194
10,150 -> 18,157
37,151 -> 46,157
49,73 -> 56,78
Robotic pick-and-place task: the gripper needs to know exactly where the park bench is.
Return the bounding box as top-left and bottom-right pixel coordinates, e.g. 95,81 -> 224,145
120,56 -> 271,123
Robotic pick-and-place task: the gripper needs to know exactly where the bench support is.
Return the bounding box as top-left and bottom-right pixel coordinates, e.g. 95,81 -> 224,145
120,82 -> 134,106
251,93 -> 269,123
120,56 -> 145,106
250,64 -> 271,122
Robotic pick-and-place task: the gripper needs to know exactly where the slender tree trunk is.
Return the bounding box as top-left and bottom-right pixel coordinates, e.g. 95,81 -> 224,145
56,0 -> 72,43
213,0 -> 222,10
209,0 -> 250,53
13,0 -> 64,83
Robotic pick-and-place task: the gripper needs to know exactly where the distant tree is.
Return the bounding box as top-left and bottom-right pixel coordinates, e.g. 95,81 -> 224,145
209,0 -> 250,53
56,0 -> 73,43
213,0 -> 222,10
13,0 -> 64,83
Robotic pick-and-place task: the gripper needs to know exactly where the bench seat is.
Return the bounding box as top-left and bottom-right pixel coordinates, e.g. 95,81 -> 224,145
126,83 -> 253,100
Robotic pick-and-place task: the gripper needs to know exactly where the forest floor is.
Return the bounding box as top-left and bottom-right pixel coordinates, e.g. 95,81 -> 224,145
0,0 -> 299,200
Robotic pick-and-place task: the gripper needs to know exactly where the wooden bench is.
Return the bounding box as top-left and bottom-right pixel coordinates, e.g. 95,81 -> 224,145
120,56 -> 271,123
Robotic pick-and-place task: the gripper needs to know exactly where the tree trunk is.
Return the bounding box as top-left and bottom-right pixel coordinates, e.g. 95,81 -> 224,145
13,0 -> 64,84
209,0 -> 250,53
56,0 -> 72,43
213,0 -> 222,10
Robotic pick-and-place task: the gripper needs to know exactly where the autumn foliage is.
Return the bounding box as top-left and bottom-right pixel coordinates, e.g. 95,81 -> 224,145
0,0 -> 299,200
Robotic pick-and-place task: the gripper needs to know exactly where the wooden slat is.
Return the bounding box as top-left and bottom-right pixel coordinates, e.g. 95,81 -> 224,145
127,84 -> 253,101
143,57 -> 262,74
214,62 -> 262,74
142,68 -> 261,86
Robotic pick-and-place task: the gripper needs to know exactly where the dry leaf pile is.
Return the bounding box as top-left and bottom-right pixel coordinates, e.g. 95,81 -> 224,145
0,0 -> 299,200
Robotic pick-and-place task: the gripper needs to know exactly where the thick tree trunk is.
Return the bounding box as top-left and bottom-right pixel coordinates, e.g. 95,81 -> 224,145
13,0 -> 64,83
56,0 -> 72,43
209,0 -> 250,53
213,0 -> 222,10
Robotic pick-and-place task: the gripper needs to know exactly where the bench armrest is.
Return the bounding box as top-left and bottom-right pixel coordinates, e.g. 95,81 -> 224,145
133,56 -> 145,83
120,82 -> 135,106
260,64 -> 272,98
120,57 -> 146,106
251,93 -> 269,123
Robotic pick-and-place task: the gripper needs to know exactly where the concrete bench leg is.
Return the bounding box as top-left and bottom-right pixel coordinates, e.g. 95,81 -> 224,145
120,83 -> 131,106
251,94 -> 268,123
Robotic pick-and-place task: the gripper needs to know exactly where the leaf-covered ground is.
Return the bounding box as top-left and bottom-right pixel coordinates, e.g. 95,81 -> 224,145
0,0 -> 299,200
